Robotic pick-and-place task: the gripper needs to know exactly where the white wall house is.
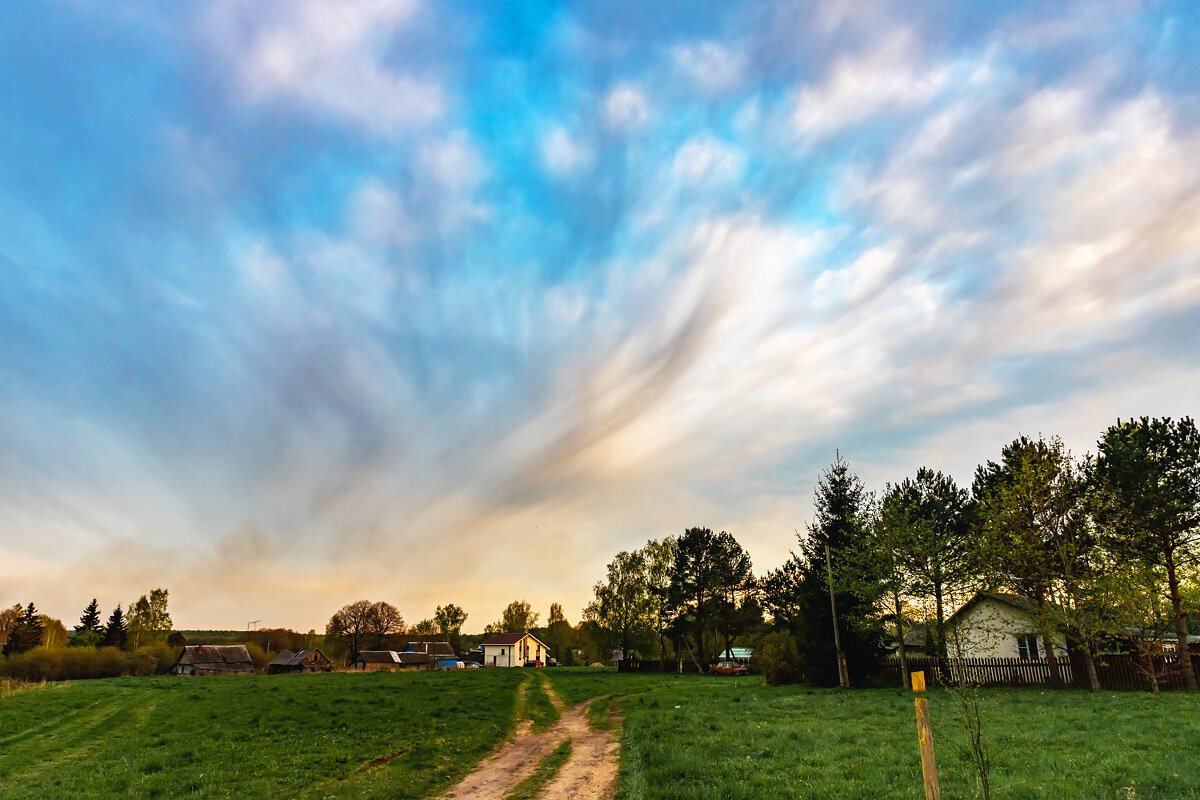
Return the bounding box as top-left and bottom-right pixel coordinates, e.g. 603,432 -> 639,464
947,593 -> 1068,660
480,632 -> 550,667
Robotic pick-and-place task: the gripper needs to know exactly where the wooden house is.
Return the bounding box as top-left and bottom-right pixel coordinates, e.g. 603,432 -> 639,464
352,650 -> 432,672
267,648 -> 333,674
171,644 -> 255,675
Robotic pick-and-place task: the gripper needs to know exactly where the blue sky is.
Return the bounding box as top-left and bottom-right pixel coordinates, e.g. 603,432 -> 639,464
2,1 -> 1198,631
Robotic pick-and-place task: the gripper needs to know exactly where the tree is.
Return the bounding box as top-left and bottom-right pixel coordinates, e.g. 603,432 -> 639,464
409,618 -> 437,638
642,536 -> 677,667
794,455 -> 884,686
585,549 -> 651,662
1094,416 -> 1200,690
365,601 -> 405,649
500,600 -> 539,633
328,599 -> 379,662
750,631 -> 800,686
127,588 -> 172,648
760,555 -> 805,633
668,528 -> 755,668
2,603 -> 44,655
101,604 -> 127,649
884,468 -> 973,660
0,604 -> 19,651
435,604 -> 468,651
973,437 -> 1078,686
548,603 -> 565,624
540,608 -> 576,666
75,599 -> 102,635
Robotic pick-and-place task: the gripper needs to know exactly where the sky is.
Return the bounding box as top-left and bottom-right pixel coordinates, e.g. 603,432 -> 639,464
2,1 -> 1199,633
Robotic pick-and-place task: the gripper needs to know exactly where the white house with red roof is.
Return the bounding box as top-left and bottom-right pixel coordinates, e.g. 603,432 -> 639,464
480,632 -> 550,667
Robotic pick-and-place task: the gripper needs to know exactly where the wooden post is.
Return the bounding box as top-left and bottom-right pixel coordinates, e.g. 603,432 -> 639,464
825,544 -> 850,689
912,671 -> 940,800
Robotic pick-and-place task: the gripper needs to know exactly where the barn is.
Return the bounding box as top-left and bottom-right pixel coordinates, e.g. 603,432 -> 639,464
171,644 -> 256,675
267,648 -> 334,674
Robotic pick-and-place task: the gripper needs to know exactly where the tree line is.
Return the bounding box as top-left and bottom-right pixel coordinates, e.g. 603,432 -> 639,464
586,416 -> 1200,691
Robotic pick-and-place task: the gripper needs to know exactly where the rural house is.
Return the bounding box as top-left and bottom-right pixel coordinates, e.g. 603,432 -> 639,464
267,648 -> 333,674
171,644 -> 256,675
946,592 -> 1069,660
352,650 -> 432,672
480,632 -> 549,667
406,641 -> 456,660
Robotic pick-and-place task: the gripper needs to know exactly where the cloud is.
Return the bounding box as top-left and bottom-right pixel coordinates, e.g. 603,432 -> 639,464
204,0 -> 443,131
603,82 -> 651,131
793,30 -> 951,138
540,126 -> 594,177
672,136 -> 745,185
672,40 -> 746,93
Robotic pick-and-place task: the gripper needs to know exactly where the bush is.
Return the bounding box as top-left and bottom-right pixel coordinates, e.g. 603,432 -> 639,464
751,632 -> 801,686
0,644 -> 178,681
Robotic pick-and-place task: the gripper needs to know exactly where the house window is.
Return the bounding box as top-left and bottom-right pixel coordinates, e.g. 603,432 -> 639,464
500,648 -> 505,655
1016,634 -> 1039,660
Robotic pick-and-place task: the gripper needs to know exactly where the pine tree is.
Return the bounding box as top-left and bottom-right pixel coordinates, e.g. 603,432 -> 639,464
76,599 -> 102,634
3,602 -> 44,655
794,454 -> 884,686
101,604 -> 128,649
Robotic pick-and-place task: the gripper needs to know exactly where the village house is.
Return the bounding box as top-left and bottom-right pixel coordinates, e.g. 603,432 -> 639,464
171,644 -> 256,675
406,641 -> 456,660
267,648 -> 333,674
352,650 -> 432,672
946,592 -> 1069,660
480,632 -> 550,667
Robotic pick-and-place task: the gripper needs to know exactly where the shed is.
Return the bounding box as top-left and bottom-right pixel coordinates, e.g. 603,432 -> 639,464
172,644 -> 255,675
267,648 -> 333,674
353,650 -> 432,672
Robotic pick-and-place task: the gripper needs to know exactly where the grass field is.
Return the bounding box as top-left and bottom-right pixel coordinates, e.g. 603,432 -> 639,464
3,668 -> 1199,799
542,670 -> 1200,800
0,669 -> 524,800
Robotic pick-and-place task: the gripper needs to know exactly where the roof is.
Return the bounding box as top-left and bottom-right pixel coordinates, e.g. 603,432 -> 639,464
175,644 -> 252,666
481,632 -> 549,650
268,648 -> 330,667
356,650 -> 400,663
949,592 -> 1042,625
902,628 -> 927,647
406,641 -> 456,658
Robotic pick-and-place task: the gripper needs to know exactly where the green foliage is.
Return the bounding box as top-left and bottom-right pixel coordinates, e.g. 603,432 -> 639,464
101,604 -> 127,649
435,603 -> 468,651
586,549 -> 653,660
75,598 -> 102,635
501,600 -> 539,633
2,604 -> 45,656
667,528 -> 756,666
750,631 -> 800,686
127,589 -> 172,648
0,645 -> 166,681
793,455 -> 884,685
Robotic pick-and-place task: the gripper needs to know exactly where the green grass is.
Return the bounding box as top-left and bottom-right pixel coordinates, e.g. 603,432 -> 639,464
5,667 -> 1199,800
0,669 -> 525,800
502,739 -> 572,800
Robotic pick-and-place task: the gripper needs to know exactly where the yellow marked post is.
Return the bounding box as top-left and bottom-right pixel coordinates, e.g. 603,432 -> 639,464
912,671 -> 941,800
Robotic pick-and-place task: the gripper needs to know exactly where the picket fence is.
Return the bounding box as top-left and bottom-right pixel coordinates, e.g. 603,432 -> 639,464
880,652 -> 1200,691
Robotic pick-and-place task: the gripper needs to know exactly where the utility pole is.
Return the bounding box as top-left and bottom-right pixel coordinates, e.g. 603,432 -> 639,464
825,543 -> 850,689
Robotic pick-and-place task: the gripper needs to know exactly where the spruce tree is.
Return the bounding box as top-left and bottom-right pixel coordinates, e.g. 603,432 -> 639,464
76,599 -> 102,634
101,604 -> 127,649
794,454 -> 883,686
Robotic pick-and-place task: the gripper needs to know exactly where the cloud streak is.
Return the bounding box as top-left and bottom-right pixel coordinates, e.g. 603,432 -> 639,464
0,1 -> 1197,630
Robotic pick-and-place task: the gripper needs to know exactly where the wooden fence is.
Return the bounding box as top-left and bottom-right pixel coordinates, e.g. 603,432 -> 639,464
879,652 -> 1200,691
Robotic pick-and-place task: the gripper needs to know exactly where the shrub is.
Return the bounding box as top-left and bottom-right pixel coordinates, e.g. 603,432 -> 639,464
751,632 -> 801,686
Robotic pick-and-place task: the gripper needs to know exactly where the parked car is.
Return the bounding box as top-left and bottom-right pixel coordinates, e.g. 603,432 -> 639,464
709,660 -> 750,676
523,659 -> 544,667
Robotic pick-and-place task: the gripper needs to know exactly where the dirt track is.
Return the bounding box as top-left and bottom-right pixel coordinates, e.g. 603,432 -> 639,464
441,677 -> 619,800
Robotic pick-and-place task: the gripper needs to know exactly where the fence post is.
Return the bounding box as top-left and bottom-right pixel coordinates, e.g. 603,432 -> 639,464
912,671 -> 941,800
